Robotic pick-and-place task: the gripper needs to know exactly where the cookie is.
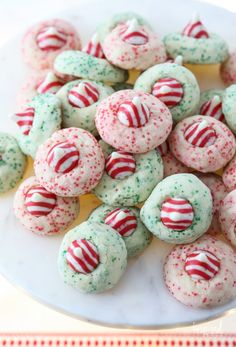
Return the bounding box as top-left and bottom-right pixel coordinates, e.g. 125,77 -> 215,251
34,128 -> 105,197
195,173 -> 228,235
222,154 -> 236,191
163,14 -> 229,64
102,18 -> 166,70
58,221 -> 127,293
164,235 -> 236,308
54,50 -> 128,83
140,173 -> 213,244
134,62 -> 200,122
198,89 -> 225,122
168,115 -> 236,172
156,141 -> 190,177
13,93 -> 62,158
0,132 -> 26,193
88,204 -> 152,257
22,19 -> 81,70
56,79 -> 113,134
222,84 -> 236,134
95,89 -> 172,154
219,190 -> 236,247
93,141 -> 163,206
220,50 -> 236,85
14,176 -> 79,236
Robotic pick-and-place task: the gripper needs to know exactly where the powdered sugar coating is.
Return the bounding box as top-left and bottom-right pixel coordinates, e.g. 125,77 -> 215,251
164,236 -> 236,308
34,128 -> 105,197
168,115 -> 236,172
223,154 -> 236,191
13,176 -> 79,236
220,50 -> 236,85
22,19 -> 81,70
95,90 -> 172,154
219,190 -> 236,247
222,84 -> 236,134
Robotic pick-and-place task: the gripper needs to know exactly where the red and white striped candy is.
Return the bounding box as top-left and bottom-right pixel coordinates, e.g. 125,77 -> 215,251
156,141 -> 169,157
117,96 -> 150,128
25,185 -> 57,217
47,141 -> 80,174
161,197 -> 194,231
82,33 -> 105,59
36,72 -> 64,94
182,13 -> 209,39
105,151 -> 136,180
200,95 -> 225,122
104,208 -> 137,237
13,107 -> 35,135
36,26 -> 67,51
120,18 -> 148,45
166,55 -> 183,65
68,82 -> 99,108
152,78 -> 184,108
66,239 -> 100,274
185,249 -> 220,280
184,120 -> 217,147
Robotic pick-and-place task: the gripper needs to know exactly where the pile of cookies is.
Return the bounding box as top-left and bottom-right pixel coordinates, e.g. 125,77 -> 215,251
2,12 -> 236,309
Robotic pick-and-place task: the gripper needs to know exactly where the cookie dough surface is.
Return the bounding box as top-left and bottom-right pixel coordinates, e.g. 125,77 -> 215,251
219,190 -> 236,247
58,221 -> 127,293
222,84 -> 236,134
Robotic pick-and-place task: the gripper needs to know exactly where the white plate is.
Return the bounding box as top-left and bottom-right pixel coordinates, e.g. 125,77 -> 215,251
0,0 -> 236,330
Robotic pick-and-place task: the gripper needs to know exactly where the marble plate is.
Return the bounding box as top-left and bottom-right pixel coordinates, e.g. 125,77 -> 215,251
0,0 -> 236,329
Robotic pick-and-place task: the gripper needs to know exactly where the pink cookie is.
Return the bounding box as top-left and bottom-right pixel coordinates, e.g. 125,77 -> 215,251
22,19 -> 81,70
196,173 -> 228,236
222,154 -> 236,191
14,176 -> 79,236
95,90 -> 172,154
156,141 -> 190,177
220,50 -> 236,85
102,18 -> 166,70
169,115 -> 236,172
219,189 -> 236,247
34,128 -> 105,197
17,70 -> 69,110
164,235 -> 236,308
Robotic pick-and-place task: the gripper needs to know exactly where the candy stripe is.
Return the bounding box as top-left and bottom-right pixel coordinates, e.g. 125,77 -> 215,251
104,208 -> 137,237
36,26 -> 67,51
120,18 -> 148,45
68,82 -> 99,108
200,96 -> 225,122
25,185 -> 57,217
105,151 -> 136,180
117,96 -> 150,128
184,120 -> 217,147
37,72 -> 64,94
182,14 -> 209,39
47,141 -> 79,174
185,249 -> 220,280
152,78 -> 184,107
161,197 -> 194,231
66,239 -> 99,274
13,107 -> 35,135
82,33 -> 105,59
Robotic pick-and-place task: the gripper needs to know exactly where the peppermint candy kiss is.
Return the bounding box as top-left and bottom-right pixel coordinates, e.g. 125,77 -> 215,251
161,197 -> 194,231
152,78 -> 184,108
82,33 -> 105,59
36,72 -> 64,94
182,13 -> 209,39
184,120 -> 217,147
117,96 -> 150,128
105,151 -> 136,180
36,26 -> 67,51
104,208 -> 137,237
185,249 -> 220,280
156,141 -> 169,157
68,82 -> 99,108
47,141 -> 80,174
13,107 -> 35,135
25,185 -> 57,217
200,96 -> 225,122
166,55 -> 183,65
120,18 -> 149,45
66,239 -> 100,274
